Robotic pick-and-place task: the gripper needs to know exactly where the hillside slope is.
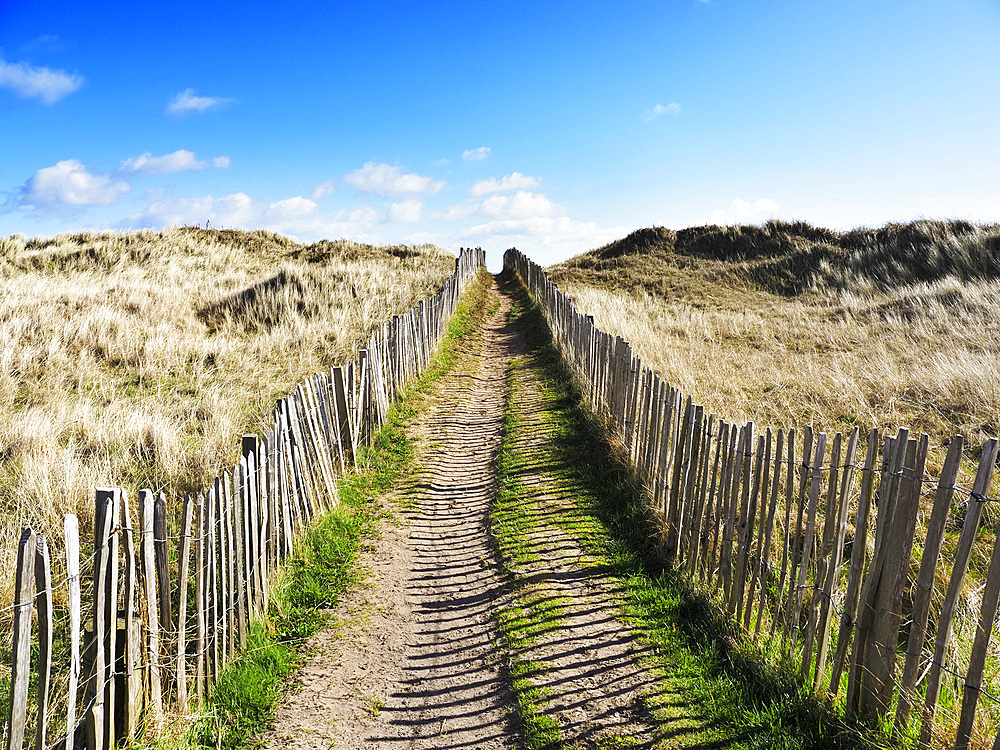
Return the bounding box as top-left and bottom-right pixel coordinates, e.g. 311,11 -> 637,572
548,220 -> 1000,461
0,227 -> 455,605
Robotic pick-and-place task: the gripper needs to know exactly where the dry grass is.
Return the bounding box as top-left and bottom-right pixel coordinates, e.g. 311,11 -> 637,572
547,220 -> 1000,747
0,227 -> 455,609
549,221 -> 1000,464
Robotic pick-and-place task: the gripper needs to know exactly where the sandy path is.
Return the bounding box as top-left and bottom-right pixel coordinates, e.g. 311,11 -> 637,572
260,281 -> 518,750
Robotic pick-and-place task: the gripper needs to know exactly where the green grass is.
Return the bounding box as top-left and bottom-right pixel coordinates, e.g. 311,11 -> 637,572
497,267 -> 886,750
174,268 -> 497,750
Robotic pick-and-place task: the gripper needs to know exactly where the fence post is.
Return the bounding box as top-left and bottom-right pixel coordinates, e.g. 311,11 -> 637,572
176,495 -> 194,711
140,489 -> 163,715
120,491 -> 142,741
5,529 -> 36,750
33,533 -> 53,750
65,515 -> 81,750
154,492 -> 172,643
86,489 -> 117,750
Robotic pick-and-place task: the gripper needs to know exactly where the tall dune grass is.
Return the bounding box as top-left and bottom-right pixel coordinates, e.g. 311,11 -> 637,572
549,220 -> 1000,461
0,227 -> 455,610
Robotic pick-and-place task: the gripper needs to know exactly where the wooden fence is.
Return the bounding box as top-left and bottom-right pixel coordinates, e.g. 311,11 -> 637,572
1,247 -> 485,750
505,247 -> 1000,749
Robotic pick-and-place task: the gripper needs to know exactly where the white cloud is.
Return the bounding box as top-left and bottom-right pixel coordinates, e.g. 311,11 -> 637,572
122,192 -> 379,242
469,172 -> 541,197
267,196 -> 316,220
0,56 -> 83,104
165,88 -> 236,117
212,156 -> 231,168
118,149 -> 229,176
641,102 -> 682,122
432,203 -> 475,222
461,146 -> 491,162
310,180 -> 336,200
479,191 -> 555,219
709,198 -> 782,225
21,160 -> 129,209
457,216 -> 623,248
389,200 -> 422,223
123,192 -> 254,228
343,162 -> 444,196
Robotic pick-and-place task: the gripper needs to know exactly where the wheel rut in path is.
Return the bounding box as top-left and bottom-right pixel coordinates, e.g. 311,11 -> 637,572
261,274 -> 681,749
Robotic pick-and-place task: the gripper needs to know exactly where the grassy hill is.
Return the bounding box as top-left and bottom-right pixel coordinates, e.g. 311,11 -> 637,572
549,220 -> 1000,468
0,227 -> 455,607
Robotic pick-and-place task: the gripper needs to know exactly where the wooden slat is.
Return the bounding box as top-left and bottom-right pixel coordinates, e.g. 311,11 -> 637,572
100,489 -> 119,750
153,491 -> 172,639
194,493 -> 206,703
85,489 -> 114,750
754,428 -> 784,638
742,428 -> 771,631
257,434 -> 271,603
813,427 -> 860,691
768,427 -> 795,647
697,418 -> 725,582
735,430 -> 765,629
678,405 -> 706,566
65,515 -> 82,750
845,433 -> 896,712
176,494 -> 194,711
828,428 -> 879,697
787,432 -> 827,656
120,490 -> 142,740
234,460 -> 249,648
801,432 -> 843,682
687,414 -> 715,577
140,489 -> 163,714
6,529 -> 36,750
206,485 -> 218,683
212,479 -> 228,670
720,424 -> 748,600
32,534 -> 52,750
782,426 -> 813,654
861,434 -> 926,721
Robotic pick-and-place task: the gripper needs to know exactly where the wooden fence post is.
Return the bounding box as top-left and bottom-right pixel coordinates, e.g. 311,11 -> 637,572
34,533 -> 53,750
5,529 -> 36,750
176,494 -> 194,711
194,493 -> 206,704
86,489 -> 117,750
120,491 -> 142,741
65,515 -> 82,750
140,489 -> 163,715
154,492 -> 172,643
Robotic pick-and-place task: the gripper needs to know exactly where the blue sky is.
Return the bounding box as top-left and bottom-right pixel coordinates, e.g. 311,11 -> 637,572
2,0 -> 999,266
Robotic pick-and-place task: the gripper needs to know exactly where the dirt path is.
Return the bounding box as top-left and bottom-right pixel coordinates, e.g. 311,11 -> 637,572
261,280 -> 518,750
261,275 -> 673,749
